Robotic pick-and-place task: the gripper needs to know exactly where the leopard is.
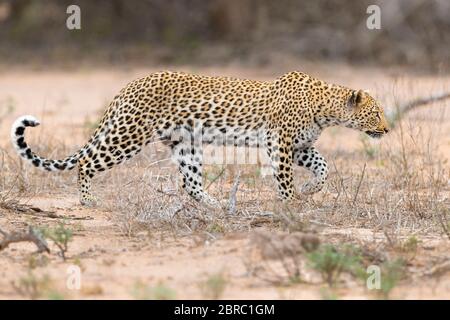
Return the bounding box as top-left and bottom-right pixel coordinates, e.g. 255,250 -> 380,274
11,71 -> 389,206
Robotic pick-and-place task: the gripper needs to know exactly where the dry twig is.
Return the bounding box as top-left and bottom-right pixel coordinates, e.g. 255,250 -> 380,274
388,92 -> 450,126
0,227 -> 50,253
228,171 -> 241,215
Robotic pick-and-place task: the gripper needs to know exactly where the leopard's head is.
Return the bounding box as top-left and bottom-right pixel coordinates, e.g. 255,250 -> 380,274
344,90 -> 389,138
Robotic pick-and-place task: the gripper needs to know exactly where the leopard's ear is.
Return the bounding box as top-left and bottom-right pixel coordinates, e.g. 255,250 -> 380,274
347,90 -> 365,109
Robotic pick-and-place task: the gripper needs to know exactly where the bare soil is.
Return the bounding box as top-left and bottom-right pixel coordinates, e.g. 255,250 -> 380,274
0,64 -> 449,299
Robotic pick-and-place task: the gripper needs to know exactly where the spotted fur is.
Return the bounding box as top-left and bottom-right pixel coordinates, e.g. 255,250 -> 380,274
11,71 -> 389,206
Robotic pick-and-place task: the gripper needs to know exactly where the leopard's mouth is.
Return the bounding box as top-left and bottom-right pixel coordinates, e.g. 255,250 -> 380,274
365,130 -> 385,139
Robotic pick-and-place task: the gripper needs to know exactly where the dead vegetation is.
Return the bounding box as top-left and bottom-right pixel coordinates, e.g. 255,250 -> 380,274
0,71 -> 449,299
0,226 -> 49,253
100,96 -> 449,239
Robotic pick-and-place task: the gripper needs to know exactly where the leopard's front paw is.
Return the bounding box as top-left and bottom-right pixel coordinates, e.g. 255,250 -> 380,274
80,194 -> 98,207
300,179 -> 325,195
198,193 -> 223,209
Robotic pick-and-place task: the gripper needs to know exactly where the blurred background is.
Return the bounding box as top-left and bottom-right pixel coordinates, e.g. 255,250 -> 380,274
0,0 -> 449,71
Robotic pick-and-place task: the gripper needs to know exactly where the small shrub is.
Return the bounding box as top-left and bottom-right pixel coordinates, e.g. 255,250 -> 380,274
400,236 -> 420,260
307,244 -> 363,287
40,223 -> 73,260
46,290 -> 66,300
132,281 -> 176,300
151,283 -> 176,300
12,271 -> 52,300
319,287 -> 339,300
379,258 -> 405,299
200,272 -> 227,299
27,255 -> 50,269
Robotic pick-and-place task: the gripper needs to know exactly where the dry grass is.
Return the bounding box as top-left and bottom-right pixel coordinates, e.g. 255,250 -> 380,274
96,114 -> 449,240
0,72 -> 449,299
0,79 -> 448,243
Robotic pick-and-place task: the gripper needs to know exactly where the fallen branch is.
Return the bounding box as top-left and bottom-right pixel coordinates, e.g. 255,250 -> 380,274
388,92 -> 450,127
0,198 -> 91,220
0,226 -> 50,253
0,197 -> 53,215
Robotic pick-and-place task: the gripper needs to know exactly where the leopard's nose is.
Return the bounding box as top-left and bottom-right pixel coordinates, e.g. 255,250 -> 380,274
384,128 -> 389,133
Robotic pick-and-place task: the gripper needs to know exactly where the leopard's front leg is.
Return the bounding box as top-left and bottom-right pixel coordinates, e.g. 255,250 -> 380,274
293,146 -> 329,194
266,130 -> 296,201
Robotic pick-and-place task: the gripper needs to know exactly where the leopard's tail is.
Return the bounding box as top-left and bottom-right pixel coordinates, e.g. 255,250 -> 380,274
11,115 -> 89,172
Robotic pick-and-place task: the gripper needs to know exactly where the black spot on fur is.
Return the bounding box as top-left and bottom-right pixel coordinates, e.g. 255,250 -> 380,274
25,148 -> 33,159
17,137 -> 26,149
15,127 -> 25,136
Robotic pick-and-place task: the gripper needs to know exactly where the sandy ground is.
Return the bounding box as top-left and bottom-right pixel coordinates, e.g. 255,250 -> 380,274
0,64 -> 449,299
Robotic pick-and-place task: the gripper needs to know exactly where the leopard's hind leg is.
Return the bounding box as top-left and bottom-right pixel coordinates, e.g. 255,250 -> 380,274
77,123 -> 151,206
78,159 -> 97,206
168,131 -> 219,207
